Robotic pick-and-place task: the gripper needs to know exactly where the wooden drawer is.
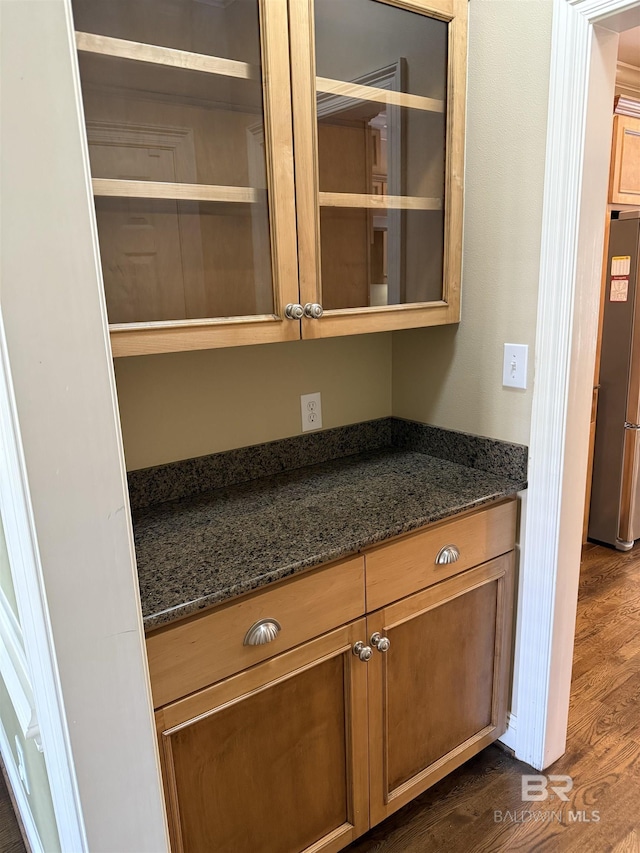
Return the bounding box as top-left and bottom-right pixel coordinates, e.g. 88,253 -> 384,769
365,498 -> 516,611
146,555 -> 365,708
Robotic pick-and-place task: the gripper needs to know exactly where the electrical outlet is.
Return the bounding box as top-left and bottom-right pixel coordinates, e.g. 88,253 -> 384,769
301,392 -> 322,432
15,736 -> 30,795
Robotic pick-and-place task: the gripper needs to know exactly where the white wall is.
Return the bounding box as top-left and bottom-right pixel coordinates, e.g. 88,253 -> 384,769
392,0 -> 554,449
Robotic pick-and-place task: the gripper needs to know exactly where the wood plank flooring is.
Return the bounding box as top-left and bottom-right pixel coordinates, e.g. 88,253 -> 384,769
346,542 -> 640,853
1,543 -> 639,853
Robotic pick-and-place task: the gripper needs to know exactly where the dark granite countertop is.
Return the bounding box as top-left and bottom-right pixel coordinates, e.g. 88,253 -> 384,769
134,441 -> 526,631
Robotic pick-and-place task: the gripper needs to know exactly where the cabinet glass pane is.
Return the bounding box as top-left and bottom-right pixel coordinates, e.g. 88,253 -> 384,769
315,0 -> 448,309
72,0 -> 261,64
71,0 -> 275,324
95,198 -> 272,323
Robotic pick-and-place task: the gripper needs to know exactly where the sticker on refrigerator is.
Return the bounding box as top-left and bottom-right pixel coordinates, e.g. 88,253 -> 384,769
611,276 -> 629,302
611,255 -> 631,276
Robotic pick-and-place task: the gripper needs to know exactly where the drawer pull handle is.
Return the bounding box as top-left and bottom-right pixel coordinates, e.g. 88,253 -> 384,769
435,544 -> 460,565
370,632 -> 391,653
352,641 -> 373,662
243,619 -> 282,646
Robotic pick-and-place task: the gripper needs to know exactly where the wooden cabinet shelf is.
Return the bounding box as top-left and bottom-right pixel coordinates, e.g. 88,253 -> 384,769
92,179 -> 264,204
315,75 -> 445,113
75,31 -> 258,80
319,191 -> 441,210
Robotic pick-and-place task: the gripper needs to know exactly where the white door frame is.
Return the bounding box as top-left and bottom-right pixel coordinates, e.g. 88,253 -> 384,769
0,309 -> 86,852
515,0 -> 640,770
0,1 -> 169,849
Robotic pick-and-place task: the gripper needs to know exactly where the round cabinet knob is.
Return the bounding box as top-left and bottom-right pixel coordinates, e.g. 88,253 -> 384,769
435,544 -> 460,565
352,641 -> 373,662
284,303 -> 304,320
303,303 -> 324,319
370,632 -> 391,653
243,618 -> 282,646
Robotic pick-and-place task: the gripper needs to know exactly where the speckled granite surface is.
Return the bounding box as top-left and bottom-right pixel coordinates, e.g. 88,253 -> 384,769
128,417 -> 527,509
392,419 -> 528,481
135,446 -> 527,630
128,419 -> 393,509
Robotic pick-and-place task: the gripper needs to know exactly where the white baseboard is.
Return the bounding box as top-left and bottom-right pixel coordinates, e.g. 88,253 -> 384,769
0,719 -> 44,853
498,712 -> 517,753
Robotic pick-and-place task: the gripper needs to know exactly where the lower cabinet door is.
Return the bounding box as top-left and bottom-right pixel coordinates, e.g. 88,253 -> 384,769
366,553 -> 514,826
156,620 -> 370,853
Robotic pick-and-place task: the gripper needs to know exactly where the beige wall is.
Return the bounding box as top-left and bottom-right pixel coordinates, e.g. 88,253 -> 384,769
0,675 -> 60,853
116,333 -> 392,470
392,0 -> 553,448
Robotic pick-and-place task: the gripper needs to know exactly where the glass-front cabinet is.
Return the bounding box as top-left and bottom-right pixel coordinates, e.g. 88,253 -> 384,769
71,0 -> 467,356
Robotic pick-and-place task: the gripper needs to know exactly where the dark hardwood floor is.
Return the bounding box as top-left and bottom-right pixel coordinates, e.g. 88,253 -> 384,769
1,543 -> 639,852
346,542 -> 640,853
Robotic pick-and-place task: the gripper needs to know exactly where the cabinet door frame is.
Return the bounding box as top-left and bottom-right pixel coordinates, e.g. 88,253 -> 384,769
156,620 -> 370,853
366,553 -> 514,826
289,0 -> 467,339
99,0 -> 301,356
609,114 -> 640,206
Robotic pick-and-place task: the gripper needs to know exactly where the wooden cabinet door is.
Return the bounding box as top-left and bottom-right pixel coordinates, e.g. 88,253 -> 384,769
366,553 -> 514,825
72,0 -> 300,356
610,115 -> 640,205
156,620 -> 370,853
290,0 -> 467,339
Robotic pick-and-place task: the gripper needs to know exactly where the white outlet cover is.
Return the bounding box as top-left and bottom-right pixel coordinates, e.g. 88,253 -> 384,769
503,343 -> 528,390
301,392 -> 322,432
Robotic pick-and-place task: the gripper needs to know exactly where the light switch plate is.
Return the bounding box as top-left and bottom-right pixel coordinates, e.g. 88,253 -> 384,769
503,343 -> 528,389
301,392 -> 322,432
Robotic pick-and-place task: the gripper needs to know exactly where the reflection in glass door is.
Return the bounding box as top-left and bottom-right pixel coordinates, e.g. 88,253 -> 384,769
291,0 -> 466,337
71,0 -> 300,354
314,0 -> 448,310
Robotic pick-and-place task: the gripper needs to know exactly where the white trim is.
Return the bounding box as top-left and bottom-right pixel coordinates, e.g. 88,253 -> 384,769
0,713 -> 45,853
0,586 -> 39,744
0,310 -> 87,850
498,713 -> 517,754
515,0 -> 639,770
616,62 -> 640,97
515,0 -> 591,773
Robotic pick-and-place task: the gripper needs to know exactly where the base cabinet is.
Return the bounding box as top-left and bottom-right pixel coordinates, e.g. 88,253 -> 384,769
156,621 -> 370,853
367,554 -> 514,825
149,499 -> 517,852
